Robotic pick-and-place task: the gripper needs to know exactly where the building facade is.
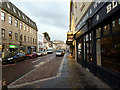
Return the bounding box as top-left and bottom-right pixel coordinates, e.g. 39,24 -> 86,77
67,1 -> 120,88
0,2 -> 38,58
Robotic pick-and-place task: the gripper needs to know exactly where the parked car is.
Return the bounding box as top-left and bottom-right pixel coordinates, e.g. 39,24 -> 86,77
62,50 -> 65,54
43,51 -> 48,55
26,52 -> 37,59
37,51 -> 43,56
47,48 -> 53,54
56,50 -> 64,56
2,52 -> 26,64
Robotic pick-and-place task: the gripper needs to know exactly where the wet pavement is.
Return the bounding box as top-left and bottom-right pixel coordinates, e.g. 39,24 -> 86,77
10,52 -> 110,89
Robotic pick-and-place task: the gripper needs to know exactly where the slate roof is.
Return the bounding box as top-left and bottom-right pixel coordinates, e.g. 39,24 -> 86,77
0,1 -> 38,31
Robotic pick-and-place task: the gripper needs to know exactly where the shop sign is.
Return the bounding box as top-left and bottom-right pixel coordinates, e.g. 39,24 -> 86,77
75,1 -> 105,31
9,45 -> 18,48
92,1 -> 120,27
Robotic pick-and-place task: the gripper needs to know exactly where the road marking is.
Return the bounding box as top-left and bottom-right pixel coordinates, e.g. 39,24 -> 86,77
33,62 -> 45,67
32,59 -> 41,63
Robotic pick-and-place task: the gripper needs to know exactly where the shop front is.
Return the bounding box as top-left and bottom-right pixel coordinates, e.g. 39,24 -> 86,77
75,1 -> 120,88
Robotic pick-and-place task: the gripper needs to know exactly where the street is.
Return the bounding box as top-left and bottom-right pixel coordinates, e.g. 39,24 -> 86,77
2,52 -> 63,86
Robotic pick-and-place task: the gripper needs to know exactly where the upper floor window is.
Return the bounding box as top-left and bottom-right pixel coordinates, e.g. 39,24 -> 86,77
20,34 -> 22,41
9,31 -> 12,39
24,36 -> 26,42
1,12 -> 5,21
24,24 -> 26,31
9,16 -> 12,24
27,26 -> 29,32
1,29 -> 5,38
15,33 -> 18,40
15,19 -> 18,27
28,37 -> 29,43
20,22 -> 22,29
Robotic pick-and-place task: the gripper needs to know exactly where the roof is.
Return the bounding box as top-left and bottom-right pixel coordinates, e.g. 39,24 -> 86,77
0,1 -> 38,31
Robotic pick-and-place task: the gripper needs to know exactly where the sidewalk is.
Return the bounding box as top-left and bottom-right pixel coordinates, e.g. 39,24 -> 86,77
9,52 -> 110,88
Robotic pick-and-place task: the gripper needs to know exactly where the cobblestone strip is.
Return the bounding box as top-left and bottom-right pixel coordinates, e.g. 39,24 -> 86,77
8,55 -> 64,88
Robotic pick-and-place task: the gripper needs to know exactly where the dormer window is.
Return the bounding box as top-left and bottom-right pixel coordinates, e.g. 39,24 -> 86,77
7,3 -> 10,9
22,15 -> 25,19
18,11 -> 21,16
13,8 -> 16,13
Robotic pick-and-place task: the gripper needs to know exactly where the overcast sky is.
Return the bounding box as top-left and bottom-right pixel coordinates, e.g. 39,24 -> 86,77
9,0 -> 70,42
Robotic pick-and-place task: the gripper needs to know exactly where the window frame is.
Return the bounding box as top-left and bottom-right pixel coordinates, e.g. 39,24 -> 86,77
1,11 -> 5,21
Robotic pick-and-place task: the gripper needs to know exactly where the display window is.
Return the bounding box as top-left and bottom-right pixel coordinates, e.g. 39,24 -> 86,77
96,17 -> 120,74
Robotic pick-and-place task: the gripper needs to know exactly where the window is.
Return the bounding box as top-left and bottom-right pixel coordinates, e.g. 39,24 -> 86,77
33,38 -> 34,44
96,18 -> 120,74
15,33 -> 18,40
27,26 -> 29,32
1,12 -> 5,21
15,19 -> 18,27
20,34 -> 22,41
112,20 -> 117,33
18,11 -> 21,16
9,31 -> 12,39
20,22 -> 22,29
13,8 -> 16,13
7,3 -> 10,9
31,37 -> 32,43
118,18 -> 120,25
112,21 -> 115,27
9,16 -> 12,24
1,29 -> 5,38
24,36 -> 26,42
96,28 -> 101,38
103,24 -> 110,35
24,24 -> 26,31
28,37 -> 29,43
30,28 -> 31,33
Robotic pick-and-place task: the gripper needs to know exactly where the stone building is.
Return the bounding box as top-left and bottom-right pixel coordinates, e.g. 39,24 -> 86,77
0,1 -> 38,58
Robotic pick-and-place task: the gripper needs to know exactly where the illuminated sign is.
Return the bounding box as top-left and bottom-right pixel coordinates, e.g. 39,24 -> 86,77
9,45 -> 18,48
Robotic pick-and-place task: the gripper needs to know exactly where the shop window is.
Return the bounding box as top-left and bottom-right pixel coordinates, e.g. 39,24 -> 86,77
112,21 -> 115,27
20,22 -> 22,29
89,32 -> 93,63
77,39 -> 82,64
118,18 -> 120,25
15,19 -> 18,27
2,28 -> 5,38
112,20 -> 117,33
15,33 -> 18,40
103,24 -> 110,36
96,39 -> 101,66
1,12 -> 5,21
100,34 -> 120,74
96,28 -> 101,38
9,31 -> 12,39
9,16 -> 12,24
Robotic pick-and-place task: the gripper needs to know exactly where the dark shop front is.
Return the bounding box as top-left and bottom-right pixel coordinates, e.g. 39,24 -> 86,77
75,1 -> 120,88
